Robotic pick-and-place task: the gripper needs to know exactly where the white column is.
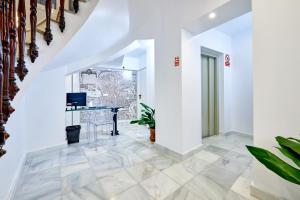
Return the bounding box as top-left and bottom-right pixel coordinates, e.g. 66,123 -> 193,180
252,0 -> 300,199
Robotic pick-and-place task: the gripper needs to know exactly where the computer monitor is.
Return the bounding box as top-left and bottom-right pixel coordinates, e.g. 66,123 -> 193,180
66,93 -> 87,107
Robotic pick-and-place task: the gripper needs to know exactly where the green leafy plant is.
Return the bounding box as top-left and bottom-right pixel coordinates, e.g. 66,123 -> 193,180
130,103 -> 155,129
246,137 -> 300,185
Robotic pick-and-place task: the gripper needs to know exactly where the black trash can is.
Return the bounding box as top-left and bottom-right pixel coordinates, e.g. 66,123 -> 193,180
66,125 -> 81,144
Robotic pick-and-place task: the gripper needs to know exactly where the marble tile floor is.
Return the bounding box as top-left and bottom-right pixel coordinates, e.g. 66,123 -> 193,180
13,123 -> 257,200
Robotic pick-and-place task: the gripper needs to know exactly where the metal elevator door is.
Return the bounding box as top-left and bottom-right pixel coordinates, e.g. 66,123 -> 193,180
201,55 -> 218,138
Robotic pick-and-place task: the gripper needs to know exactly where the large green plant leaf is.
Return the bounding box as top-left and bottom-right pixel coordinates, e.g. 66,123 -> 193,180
288,138 -> 300,143
276,147 -> 300,168
276,137 -> 300,155
140,103 -> 155,114
130,103 -> 155,129
130,120 -> 140,124
246,146 -> 300,185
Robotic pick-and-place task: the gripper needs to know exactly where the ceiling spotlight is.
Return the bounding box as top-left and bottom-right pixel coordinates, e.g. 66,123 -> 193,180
209,12 -> 216,19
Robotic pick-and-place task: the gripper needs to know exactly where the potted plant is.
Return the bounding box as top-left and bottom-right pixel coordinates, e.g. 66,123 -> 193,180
247,136 -> 300,185
130,103 -> 155,143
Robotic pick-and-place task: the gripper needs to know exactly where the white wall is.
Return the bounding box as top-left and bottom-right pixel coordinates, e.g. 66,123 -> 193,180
146,41 -> 155,108
182,23 -> 254,152
0,99 -> 27,200
25,67 -> 67,152
137,69 -> 147,117
231,29 -> 253,135
252,0 -> 300,199
154,0 -> 230,155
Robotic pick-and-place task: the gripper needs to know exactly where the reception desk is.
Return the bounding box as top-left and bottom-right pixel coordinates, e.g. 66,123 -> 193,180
65,106 -> 123,136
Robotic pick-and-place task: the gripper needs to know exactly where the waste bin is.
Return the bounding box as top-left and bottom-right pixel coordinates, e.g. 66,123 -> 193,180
66,125 -> 81,144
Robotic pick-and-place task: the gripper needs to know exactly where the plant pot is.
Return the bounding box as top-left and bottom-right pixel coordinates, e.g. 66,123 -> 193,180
150,128 -> 155,143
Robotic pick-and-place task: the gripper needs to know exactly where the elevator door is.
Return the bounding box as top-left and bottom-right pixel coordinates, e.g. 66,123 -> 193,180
201,54 -> 218,138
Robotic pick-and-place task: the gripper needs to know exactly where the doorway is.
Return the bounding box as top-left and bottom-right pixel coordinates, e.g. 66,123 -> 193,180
201,54 -> 219,138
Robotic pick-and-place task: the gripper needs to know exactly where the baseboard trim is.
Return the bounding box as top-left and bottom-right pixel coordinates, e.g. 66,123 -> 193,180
182,144 -> 205,157
154,143 -> 205,161
6,153 -> 27,200
226,130 -> 253,136
250,183 -> 279,200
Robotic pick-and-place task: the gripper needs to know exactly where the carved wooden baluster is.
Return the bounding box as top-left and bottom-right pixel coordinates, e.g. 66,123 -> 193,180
0,1 -> 9,158
59,0 -> 65,32
0,148 -> 6,157
44,0 -> 53,45
9,0 -> 19,100
2,0 -> 14,123
73,0 -> 79,13
15,0 -> 28,81
28,0 -> 38,63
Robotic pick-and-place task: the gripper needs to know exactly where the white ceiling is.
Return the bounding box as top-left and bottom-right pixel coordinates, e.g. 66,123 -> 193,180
125,47 -> 146,57
92,40 -> 149,71
215,12 -> 252,36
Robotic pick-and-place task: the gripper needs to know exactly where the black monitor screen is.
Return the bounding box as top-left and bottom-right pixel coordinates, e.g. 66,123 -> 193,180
66,93 -> 87,106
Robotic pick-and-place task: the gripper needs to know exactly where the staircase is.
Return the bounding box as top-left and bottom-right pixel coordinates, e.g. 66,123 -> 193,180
0,0 -> 95,157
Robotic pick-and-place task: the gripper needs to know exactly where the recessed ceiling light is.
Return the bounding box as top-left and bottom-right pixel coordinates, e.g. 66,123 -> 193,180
209,12 -> 216,19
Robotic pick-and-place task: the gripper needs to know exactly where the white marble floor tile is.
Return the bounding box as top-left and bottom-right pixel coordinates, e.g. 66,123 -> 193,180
162,163 -> 195,185
201,165 -> 240,190
164,187 -> 201,200
16,167 -> 61,195
62,182 -> 106,200
182,155 -> 210,174
61,162 -> 90,177
60,151 -> 88,167
14,126 -> 255,200
126,162 -> 160,182
88,153 -> 124,178
61,169 -> 97,194
194,150 -> 220,163
214,156 -> 248,175
14,187 -> 62,200
117,152 -> 144,167
136,148 -> 160,160
26,154 -> 61,174
225,190 -> 248,200
231,176 -> 258,200
223,151 -> 252,166
95,169 -> 137,199
140,172 -> 180,200
185,174 -> 227,200
146,155 -> 176,171
203,145 -> 229,157
114,185 -> 154,200
62,191 -> 96,200
82,146 -> 107,157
